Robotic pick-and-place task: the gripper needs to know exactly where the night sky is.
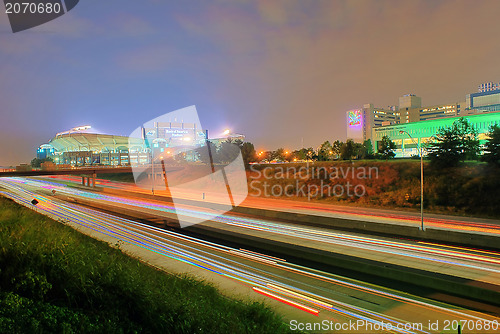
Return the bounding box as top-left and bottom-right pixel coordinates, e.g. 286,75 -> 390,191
1,0 -> 500,165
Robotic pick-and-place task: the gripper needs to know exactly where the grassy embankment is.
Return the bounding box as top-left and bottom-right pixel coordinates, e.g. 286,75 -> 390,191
0,196 -> 291,333
247,161 -> 500,218
97,161 -> 500,218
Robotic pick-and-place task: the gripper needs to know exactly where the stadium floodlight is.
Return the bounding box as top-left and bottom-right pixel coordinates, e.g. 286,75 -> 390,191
72,125 -> 91,132
55,125 -> 92,137
129,105 -> 248,228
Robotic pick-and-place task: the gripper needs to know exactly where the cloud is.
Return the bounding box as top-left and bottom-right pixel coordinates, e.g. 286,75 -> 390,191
116,45 -> 176,72
2,0 -> 500,164
110,14 -> 155,37
172,0 -> 500,149
257,0 -> 288,25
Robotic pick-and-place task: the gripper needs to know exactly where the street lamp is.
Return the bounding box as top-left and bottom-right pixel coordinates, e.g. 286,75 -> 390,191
151,148 -> 155,195
399,130 -> 425,231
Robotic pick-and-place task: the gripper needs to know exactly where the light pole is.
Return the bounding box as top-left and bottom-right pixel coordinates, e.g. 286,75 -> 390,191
399,130 -> 425,231
151,148 -> 155,195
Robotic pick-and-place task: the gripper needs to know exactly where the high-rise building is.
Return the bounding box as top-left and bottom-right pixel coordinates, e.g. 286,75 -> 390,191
398,94 -> 422,123
465,89 -> 500,114
346,109 -> 364,143
478,82 -> 500,93
418,102 -> 464,121
399,94 -> 422,109
345,83 -> 500,150
372,112 -> 500,158
346,104 -> 399,143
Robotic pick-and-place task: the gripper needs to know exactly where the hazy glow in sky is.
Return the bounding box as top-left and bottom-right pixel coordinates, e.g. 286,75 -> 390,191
1,0 -> 500,165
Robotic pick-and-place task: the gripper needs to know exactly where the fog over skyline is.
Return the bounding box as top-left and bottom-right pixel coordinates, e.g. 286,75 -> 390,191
1,0 -> 500,165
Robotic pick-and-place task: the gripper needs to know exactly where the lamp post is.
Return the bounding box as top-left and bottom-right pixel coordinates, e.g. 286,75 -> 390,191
151,148 -> 155,195
399,130 -> 425,231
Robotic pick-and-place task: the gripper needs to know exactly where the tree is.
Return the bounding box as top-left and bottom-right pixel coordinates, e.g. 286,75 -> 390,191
362,139 -> 374,158
317,141 -> 332,161
195,141 -> 218,165
256,150 -> 275,162
341,139 -> 356,160
426,128 -> 461,167
240,142 -> 257,167
377,136 -> 396,159
331,140 -> 343,160
270,148 -> 286,162
353,142 -> 365,159
218,140 -> 240,163
307,147 -> 318,161
284,151 -> 294,162
427,117 -> 480,168
482,124 -> 500,166
30,157 -> 53,168
456,117 -> 480,161
292,149 -> 306,161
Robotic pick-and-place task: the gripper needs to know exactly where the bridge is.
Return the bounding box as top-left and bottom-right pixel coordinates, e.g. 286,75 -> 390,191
0,167 -> 134,177
0,166 -> 182,188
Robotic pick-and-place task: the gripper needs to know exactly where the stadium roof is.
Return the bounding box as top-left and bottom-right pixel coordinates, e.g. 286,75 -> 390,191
48,133 -> 145,153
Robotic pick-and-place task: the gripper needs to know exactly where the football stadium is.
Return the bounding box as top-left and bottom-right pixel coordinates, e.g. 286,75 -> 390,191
37,125 -> 244,166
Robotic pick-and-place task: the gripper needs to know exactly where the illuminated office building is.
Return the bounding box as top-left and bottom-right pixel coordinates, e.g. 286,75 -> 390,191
346,83 -> 500,150
372,112 -> 500,157
466,89 -> 500,114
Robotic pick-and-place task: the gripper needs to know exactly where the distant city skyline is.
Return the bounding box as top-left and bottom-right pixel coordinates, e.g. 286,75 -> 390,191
1,0 -> 500,165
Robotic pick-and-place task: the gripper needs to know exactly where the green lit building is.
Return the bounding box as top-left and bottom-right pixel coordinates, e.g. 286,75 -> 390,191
372,112 -> 500,157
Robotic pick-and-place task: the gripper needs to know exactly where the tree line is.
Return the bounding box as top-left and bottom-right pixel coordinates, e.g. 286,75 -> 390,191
426,118 -> 500,168
241,118 -> 500,168
29,118 -> 500,170
249,137 -> 398,164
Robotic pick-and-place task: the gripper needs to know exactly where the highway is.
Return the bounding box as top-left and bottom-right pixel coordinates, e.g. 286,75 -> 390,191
1,177 -> 500,333
13,177 -> 500,288
42,174 -> 500,237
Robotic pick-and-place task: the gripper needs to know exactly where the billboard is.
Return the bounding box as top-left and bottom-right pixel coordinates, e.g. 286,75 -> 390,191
348,109 -> 362,127
346,109 -> 363,142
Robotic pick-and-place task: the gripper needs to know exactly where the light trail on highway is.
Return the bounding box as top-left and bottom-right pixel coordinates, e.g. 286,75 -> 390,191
11,177 -> 500,284
45,175 -> 500,236
1,177 -> 500,333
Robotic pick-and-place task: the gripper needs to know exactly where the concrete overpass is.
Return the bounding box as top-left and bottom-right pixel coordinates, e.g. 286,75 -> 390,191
0,166 -> 182,187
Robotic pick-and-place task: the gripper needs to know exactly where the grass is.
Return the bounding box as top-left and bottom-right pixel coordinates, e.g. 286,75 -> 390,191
0,196 -> 293,334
